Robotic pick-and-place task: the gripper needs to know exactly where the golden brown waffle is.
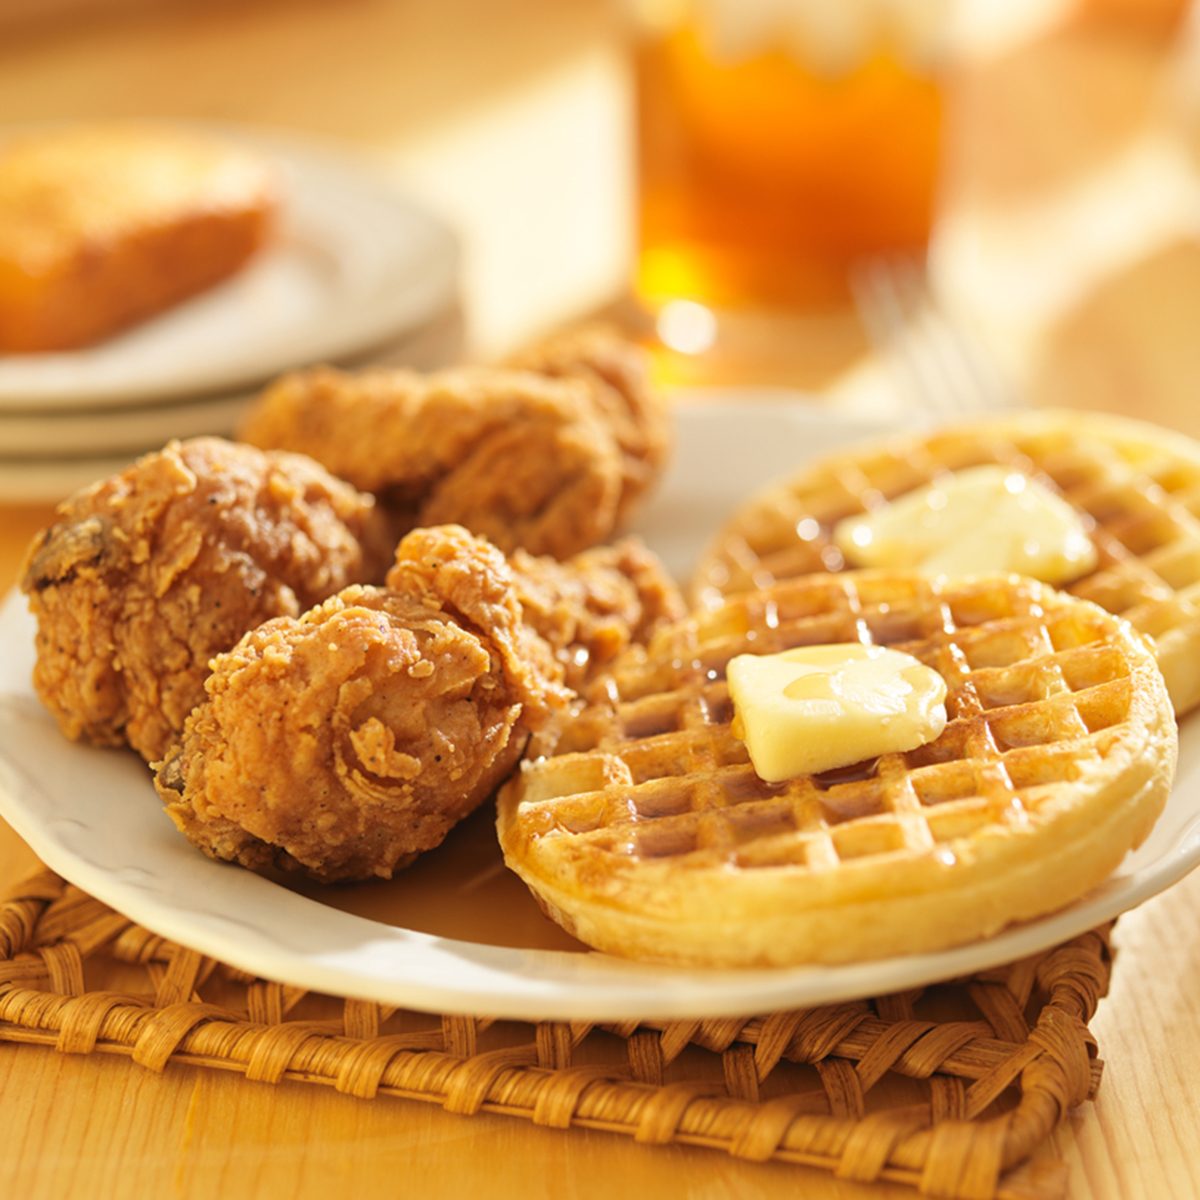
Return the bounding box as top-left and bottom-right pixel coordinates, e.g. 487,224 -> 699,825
498,572 -> 1175,966
692,410 -> 1200,715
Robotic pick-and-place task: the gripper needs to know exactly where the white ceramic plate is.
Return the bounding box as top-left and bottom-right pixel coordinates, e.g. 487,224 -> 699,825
0,305 -> 467,501
0,389 -> 254,460
2,402 -> 1198,1020
0,125 -> 458,412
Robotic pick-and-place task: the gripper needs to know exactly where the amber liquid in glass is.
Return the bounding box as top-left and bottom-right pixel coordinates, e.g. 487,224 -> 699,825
635,25 -> 943,312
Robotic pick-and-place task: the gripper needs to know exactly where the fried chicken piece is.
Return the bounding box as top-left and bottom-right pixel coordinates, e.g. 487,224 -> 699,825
388,525 -> 685,690
20,437 -> 390,763
239,366 -> 624,559
509,326 -> 671,520
155,552 -> 568,882
511,540 -> 685,689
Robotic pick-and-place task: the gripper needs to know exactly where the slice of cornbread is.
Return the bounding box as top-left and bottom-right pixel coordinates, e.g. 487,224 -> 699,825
0,124 -> 277,353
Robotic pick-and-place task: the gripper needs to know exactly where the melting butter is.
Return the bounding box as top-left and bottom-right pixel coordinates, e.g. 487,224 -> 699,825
832,465 -> 1098,585
726,644 -> 947,783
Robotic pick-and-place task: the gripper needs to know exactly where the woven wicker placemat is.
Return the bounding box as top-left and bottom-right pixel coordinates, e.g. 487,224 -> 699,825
0,867 -> 1111,1199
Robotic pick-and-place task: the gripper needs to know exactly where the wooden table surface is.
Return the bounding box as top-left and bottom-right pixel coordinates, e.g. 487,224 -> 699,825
2,2 -> 1200,1197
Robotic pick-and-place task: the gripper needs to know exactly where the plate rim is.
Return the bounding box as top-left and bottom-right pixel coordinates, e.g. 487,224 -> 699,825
5,772 -> 1197,1021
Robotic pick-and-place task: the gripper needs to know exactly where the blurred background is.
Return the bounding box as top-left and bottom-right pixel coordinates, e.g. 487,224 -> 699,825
1,0 -> 1199,497
3,6 -> 1199,1192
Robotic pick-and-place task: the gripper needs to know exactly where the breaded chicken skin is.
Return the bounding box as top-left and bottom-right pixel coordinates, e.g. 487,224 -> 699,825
20,437 -> 389,763
155,551 -> 569,882
389,525 -> 685,690
239,366 -> 624,559
509,327 -> 671,521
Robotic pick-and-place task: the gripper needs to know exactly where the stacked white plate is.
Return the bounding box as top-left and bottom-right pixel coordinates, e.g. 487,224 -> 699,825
0,126 -> 461,503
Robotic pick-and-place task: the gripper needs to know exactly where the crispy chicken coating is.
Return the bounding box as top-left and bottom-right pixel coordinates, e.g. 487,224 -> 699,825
20,437 -> 390,763
511,539 -> 685,689
509,327 -> 671,520
152,519 -> 678,883
239,366 -> 624,558
156,559 -> 568,881
389,525 -> 685,690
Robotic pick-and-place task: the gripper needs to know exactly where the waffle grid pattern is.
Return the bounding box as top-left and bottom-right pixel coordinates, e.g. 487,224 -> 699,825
694,419 -> 1200,711
0,868 -> 1111,1200
520,574 -> 1135,874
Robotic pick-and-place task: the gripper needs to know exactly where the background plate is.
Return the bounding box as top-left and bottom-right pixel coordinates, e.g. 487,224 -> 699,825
0,125 -> 458,412
0,303 -> 467,499
1,401 -> 1198,1020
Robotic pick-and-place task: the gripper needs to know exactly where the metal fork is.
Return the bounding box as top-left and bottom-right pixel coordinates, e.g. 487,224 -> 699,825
851,255 -> 1018,418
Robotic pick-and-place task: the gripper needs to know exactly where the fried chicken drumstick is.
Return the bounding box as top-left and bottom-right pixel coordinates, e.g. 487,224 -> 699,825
155,541 -> 568,882
240,366 -> 623,559
20,437 -> 390,763
154,525 -> 681,882
238,330 -> 670,559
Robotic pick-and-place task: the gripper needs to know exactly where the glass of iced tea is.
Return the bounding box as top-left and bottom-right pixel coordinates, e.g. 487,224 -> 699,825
632,0 -> 948,343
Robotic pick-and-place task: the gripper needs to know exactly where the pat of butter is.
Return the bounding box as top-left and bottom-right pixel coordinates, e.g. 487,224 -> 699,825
833,465 -> 1098,585
727,644 -> 947,783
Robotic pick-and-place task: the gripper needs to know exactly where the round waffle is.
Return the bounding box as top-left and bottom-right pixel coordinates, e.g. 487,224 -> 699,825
692,410 -> 1200,716
497,572 -> 1176,966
